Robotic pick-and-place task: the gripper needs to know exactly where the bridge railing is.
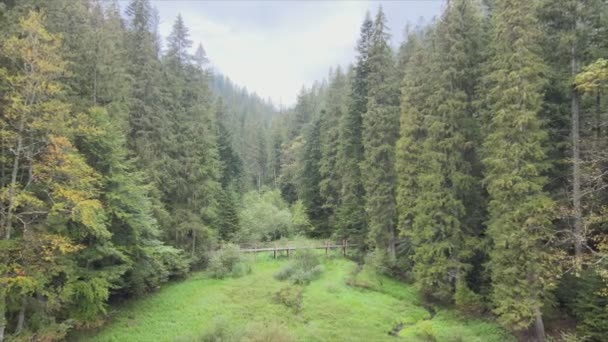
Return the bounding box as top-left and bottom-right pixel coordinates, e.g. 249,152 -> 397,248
236,239 -> 356,258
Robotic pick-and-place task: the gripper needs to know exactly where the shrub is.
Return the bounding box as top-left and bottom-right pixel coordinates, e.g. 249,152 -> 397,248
291,265 -> 324,285
454,280 -> 484,315
274,286 -> 303,312
242,322 -> 295,342
290,200 -> 313,235
198,317 -> 242,342
122,244 -> 190,296
364,249 -> 392,276
237,190 -> 294,242
274,263 -> 297,281
274,249 -> 323,285
413,320 -> 437,342
208,244 -> 250,279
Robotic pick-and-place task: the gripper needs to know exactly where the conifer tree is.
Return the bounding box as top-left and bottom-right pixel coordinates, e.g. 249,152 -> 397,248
335,13 -> 372,245
215,99 -> 243,190
406,0 -> 485,301
194,43 -> 209,68
214,99 -> 242,241
539,0 -> 608,271
481,0 -> 555,337
361,7 -> 400,258
396,30 -> 430,272
166,14 -> 192,69
299,116 -> 330,237
319,67 -> 349,226
125,0 -> 163,161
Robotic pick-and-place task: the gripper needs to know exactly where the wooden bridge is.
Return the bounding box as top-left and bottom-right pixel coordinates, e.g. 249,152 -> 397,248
238,240 -> 356,259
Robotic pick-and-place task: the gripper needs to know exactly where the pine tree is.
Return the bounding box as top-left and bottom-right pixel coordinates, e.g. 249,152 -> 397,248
481,0 -> 555,337
361,7 -> 400,259
319,67 -> 349,226
214,99 -> 242,241
539,0 -> 608,272
396,29 -> 430,274
125,0 -> 163,161
335,13 -> 372,246
215,99 -> 243,190
194,43 -> 209,68
405,0 -> 485,301
299,116 -> 330,237
216,190 -> 240,241
166,14 -> 192,69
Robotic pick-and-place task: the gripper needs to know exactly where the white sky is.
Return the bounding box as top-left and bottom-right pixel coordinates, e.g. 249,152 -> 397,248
139,0 -> 444,106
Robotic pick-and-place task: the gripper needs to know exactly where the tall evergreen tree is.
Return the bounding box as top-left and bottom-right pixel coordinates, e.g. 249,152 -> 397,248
166,14 -> 192,69
194,43 -> 209,68
319,67 -> 349,227
481,0 -> 555,337
396,29 -> 431,275
361,7 -> 400,259
299,116 -> 330,237
125,0 -> 163,162
404,0 -> 485,301
335,13 -> 372,245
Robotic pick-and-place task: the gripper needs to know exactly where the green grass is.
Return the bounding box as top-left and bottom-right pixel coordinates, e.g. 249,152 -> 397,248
73,254 -> 514,342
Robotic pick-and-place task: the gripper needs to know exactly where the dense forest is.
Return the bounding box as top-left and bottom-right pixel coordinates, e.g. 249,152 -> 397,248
0,0 -> 607,341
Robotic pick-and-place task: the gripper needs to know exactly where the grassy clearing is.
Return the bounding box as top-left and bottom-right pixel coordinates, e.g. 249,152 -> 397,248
73,252 -> 514,342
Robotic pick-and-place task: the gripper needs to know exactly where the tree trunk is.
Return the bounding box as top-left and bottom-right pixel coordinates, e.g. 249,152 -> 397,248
257,174 -> 261,192
595,92 -> 601,141
4,119 -> 24,240
15,297 -> 26,334
571,41 -> 583,263
388,227 -> 396,260
533,306 -> 545,342
191,230 -> 196,258
0,287 -> 6,342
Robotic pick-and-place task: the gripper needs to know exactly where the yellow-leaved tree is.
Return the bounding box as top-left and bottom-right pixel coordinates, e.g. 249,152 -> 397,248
0,10 -> 110,341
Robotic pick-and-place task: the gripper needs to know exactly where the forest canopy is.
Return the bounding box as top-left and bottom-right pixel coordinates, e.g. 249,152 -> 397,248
0,0 -> 607,341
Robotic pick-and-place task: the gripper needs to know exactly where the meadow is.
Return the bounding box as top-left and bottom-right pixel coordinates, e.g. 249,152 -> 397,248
74,252 -> 514,342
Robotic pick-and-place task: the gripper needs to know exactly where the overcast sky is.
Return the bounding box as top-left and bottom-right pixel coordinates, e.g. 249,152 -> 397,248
139,0 -> 444,106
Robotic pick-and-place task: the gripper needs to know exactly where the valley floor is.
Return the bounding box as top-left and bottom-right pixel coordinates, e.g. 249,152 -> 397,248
74,255 -> 514,342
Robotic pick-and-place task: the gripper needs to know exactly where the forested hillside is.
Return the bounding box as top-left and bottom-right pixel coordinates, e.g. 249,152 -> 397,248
0,0 -> 607,341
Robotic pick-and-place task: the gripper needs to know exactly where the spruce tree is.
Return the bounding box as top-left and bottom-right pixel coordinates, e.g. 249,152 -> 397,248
335,13 -> 372,246
396,30 -> 430,273
481,0 -> 555,336
406,0 -> 485,301
361,7 -> 400,258
194,43 -> 209,68
125,0 -> 163,161
299,116 -> 330,237
319,67 -> 349,226
166,14 -> 192,69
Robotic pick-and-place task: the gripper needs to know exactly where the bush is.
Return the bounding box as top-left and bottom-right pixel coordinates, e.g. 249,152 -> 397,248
555,270 -> 608,340
291,265 -> 324,285
290,200 -> 313,235
198,317 -> 242,342
364,249 -> 392,276
274,286 -> 303,312
274,262 -> 297,281
242,322 -> 295,342
274,249 -> 323,285
237,190 -> 294,242
122,244 -> 190,296
412,320 -> 438,342
454,280 -> 484,315
196,320 -> 293,342
208,244 -> 250,279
